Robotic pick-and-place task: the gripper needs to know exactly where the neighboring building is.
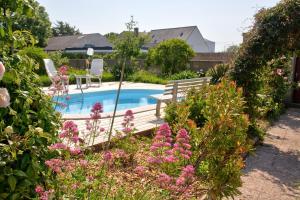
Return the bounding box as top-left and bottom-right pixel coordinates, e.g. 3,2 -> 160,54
145,26 -> 215,53
45,33 -> 113,53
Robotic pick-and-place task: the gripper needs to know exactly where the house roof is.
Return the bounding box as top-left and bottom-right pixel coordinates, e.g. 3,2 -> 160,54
149,26 -> 196,44
45,33 -> 113,51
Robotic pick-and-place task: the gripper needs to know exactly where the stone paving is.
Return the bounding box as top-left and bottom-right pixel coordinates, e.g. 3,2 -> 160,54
237,108 -> 300,200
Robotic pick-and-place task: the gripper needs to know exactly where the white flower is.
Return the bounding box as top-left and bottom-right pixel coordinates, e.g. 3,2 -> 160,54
0,88 -> 10,108
0,62 -> 5,80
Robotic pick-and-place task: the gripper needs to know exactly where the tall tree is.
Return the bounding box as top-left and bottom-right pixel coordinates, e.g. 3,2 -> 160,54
52,21 -> 81,37
11,0 -> 52,47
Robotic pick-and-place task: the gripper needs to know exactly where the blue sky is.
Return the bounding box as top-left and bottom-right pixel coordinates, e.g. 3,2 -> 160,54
37,0 -> 280,52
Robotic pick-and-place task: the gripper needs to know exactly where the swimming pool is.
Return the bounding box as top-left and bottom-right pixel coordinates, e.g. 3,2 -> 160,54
54,89 -> 163,115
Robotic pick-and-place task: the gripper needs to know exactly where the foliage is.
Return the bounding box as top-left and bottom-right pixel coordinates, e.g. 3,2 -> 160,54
48,51 -> 69,67
169,70 -> 199,80
108,17 -> 148,80
127,70 -> 168,84
51,21 -> 81,37
165,79 -> 249,199
18,46 -> 48,75
111,61 -> 135,80
6,0 -> 52,47
148,39 -> 195,75
0,41 -> 60,199
226,45 -> 239,54
233,0 -> 299,120
206,63 -> 230,84
0,3 -> 60,198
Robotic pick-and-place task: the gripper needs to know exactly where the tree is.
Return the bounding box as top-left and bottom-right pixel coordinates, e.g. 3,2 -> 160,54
11,0 -> 52,47
226,45 -> 239,53
148,39 -> 195,75
52,21 -> 81,37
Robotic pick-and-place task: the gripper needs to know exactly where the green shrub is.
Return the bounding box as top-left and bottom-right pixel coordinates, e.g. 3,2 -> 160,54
0,53 -> 60,199
148,39 -> 195,75
164,79 -> 250,199
206,63 -> 230,84
127,70 -> 167,84
48,51 -> 69,67
18,47 -> 48,75
169,70 -> 199,80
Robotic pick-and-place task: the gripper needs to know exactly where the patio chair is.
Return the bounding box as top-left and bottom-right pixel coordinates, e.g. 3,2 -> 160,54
43,58 -> 69,91
87,59 -> 103,87
43,58 -> 57,79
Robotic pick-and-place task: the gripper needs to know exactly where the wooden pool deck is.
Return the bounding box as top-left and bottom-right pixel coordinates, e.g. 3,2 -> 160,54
68,106 -> 165,146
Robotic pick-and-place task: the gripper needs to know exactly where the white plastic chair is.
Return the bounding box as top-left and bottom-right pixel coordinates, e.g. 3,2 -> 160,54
43,59 -> 57,79
88,59 -> 103,87
43,58 -> 69,91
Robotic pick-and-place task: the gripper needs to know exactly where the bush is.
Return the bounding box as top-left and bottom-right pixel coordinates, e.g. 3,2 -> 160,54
127,70 -> 167,84
165,79 -> 250,199
169,70 -> 199,80
18,47 -> 48,75
0,54 -> 60,199
48,51 -> 69,67
206,63 -> 230,84
148,39 -> 195,75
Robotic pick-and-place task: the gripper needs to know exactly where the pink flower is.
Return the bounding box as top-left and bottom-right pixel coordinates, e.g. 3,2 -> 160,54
148,123 -> 173,164
58,65 -> 68,75
0,61 -> 5,80
276,68 -> 284,76
45,159 -> 63,173
65,96 -> 71,100
79,159 -> 88,167
176,165 -> 195,186
0,88 -> 10,108
91,102 -> 103,113
103,151 -> 112,161
35,185 -> 44,194
121,110 -> 135,134
48,143 -> 68,150
157,173 -> 172,186
69,147 -> 81,155
173,129 -> 192,160
134,166 -> 146,176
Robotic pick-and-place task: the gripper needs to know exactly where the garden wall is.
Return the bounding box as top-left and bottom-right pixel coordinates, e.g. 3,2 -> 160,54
68,52 -> 233,73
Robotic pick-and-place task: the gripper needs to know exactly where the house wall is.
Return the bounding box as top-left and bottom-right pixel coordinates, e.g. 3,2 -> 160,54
186,28 -> 214,53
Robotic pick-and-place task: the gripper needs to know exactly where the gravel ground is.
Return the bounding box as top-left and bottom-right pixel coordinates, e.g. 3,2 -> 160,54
237,108 -> 300,200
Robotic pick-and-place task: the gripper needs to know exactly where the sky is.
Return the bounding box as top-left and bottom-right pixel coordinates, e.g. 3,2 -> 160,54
37,0 -> 280,52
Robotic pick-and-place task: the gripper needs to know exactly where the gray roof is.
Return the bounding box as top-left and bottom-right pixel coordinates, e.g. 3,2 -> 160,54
146,26 -> 196,47
45,33 -> 112,51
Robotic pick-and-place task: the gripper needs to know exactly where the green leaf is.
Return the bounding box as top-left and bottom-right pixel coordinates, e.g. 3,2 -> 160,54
14,170 -> 27,177
8,176 -> 17,191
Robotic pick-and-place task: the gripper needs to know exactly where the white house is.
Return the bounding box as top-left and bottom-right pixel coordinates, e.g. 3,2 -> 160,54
145,26 -> 215,53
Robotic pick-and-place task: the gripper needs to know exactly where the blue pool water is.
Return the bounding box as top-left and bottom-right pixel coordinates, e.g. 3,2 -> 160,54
54,89 -> 163,115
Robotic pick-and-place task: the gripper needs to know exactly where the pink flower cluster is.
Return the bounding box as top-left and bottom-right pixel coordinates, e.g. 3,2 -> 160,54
90,102 -> 103,119
58,65 -> 68,75
176,165 -> 195,186
45,158 -> 64,173
103,151 -> 113,161
156,165 -> 195,193
48,143 -> 68,150
122,110 -> 134,134
148,123 -> 174,164
59,121 -> 81,144
35,185 -> 54,200
133,166 -> 146,176
148,124 -> 192,164
173,129 -> 192,160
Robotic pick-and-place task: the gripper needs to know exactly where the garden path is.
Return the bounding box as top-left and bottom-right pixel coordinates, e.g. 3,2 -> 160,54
237,108 -> 300,200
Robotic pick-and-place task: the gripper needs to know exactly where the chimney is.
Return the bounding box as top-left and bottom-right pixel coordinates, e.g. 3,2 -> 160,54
134,27 -> 139,37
